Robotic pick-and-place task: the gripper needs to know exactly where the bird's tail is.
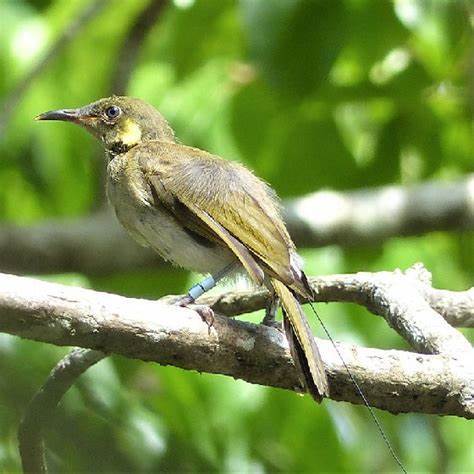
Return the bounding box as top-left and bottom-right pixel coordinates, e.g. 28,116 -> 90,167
270,278 -> 329,402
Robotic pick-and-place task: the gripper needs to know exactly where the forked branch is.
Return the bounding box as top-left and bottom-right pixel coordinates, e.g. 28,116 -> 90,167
5,265 -> 471,472
0,267 -> 470,418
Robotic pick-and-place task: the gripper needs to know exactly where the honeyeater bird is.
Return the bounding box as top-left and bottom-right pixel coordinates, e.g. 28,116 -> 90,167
36,96 -> 329,401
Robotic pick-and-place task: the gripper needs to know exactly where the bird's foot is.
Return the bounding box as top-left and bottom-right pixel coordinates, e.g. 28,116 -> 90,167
173,295 -> 215,334
192,305 -> 215,333
261,295 -> 283,331
261,314 -> 283,331
170,294 -> 194,307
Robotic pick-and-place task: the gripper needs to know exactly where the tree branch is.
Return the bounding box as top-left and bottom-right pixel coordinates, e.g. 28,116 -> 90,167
284,174 -> 474,247
0,271 -> 472,419
1,176 -> 472,276
195,264 -> 474,332
0,210 -> 158,275
18,349 -> 105,473
423,287 -> 474,328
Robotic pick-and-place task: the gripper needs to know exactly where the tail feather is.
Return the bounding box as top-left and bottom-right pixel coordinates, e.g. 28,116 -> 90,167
270,278 -> 329,402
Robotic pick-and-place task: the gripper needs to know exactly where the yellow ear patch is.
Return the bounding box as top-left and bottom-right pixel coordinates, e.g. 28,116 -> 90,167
118,119 -> 142,146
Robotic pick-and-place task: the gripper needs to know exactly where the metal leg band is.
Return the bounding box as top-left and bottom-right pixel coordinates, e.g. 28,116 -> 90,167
187,275 -> 216,301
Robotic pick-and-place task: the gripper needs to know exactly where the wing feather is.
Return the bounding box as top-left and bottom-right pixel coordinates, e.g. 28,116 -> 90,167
137,142 -> 298,286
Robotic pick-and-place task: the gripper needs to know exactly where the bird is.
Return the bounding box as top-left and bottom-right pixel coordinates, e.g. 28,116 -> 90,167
36,96 -> 329,402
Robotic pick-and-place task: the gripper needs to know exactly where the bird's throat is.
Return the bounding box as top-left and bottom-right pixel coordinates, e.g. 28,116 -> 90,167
118,119 -> 142,146
107,119 -> 143,157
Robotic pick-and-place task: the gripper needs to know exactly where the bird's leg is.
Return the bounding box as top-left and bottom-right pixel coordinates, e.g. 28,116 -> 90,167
174,274 -> 216,330
173,262 -> 236,330
262,294 -> 282,331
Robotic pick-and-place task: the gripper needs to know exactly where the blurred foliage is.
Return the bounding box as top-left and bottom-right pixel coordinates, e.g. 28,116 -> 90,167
0,0 -> 473,472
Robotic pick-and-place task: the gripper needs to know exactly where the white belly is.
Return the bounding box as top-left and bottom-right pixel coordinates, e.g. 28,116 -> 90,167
107,174 -> 234,275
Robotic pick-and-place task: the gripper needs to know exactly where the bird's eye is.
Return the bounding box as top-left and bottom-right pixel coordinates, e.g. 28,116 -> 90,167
105,105 -> 121,120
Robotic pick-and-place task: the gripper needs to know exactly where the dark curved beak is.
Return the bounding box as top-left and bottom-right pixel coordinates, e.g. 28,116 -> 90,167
35,108 -> 82,122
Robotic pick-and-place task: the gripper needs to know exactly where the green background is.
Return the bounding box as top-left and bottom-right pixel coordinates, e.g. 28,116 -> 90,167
0,0 -> 472,472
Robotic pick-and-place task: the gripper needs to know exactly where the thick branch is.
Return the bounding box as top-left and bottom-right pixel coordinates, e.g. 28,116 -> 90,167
285,175 -> 474,247
0,272 -> 472,418
0,210 -> 159,275
1,176 -> 473,275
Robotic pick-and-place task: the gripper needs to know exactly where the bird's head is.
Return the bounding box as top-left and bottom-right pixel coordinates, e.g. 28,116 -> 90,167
36,96 -> 175,155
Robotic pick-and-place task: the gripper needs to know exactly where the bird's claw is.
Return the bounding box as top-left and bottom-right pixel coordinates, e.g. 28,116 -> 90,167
261,317 -> 283,332
192,305 -> 215,334
172,296 -> 215,334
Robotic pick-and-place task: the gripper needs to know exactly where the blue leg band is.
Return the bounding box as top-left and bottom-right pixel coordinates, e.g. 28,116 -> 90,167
187,275 -> 216,301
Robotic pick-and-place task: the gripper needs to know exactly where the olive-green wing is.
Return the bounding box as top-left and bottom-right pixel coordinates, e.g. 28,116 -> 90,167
139,142 -> 297,286
147,174 -> 265,286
